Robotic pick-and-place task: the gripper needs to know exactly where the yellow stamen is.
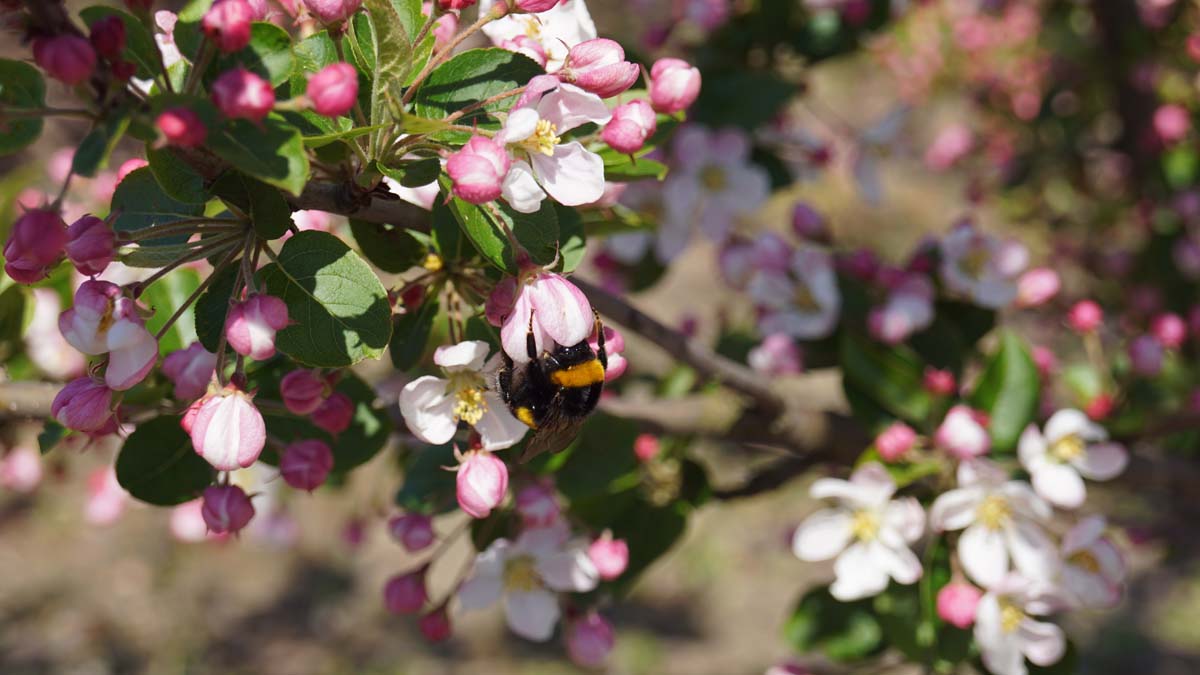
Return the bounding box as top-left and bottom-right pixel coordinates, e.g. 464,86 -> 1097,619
521,119 -> 560,157
422,253 -> 443,272
521,17 -> 542,39
794,282 -> 820,311
960,247 -> 990,279
851,510 -> 880,542
700,165 -> 727,190
447,372 -> 488,426
1068,549 -> 1101,574
504,555 -> 541,592
999,599 -> 1024,633
1050,434 -> 1085,462
977,495 -> 1011,530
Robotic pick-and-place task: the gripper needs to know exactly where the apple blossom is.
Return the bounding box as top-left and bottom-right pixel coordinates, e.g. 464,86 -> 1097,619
1015,268 -> 1061,308
791,202 -> 830,243
750,247 -> 841,340
33,35 -> 96,85
974,574 -> 1066,675
302,0 -> 362,24
561,39 -> 639,99
935,405 -> 991,459
588,531 -> 629,580
486,272 -> 594,366
201,484 -> 256,535
4,208 -> 68,284
51,377 -> 114,432
940,221 -> 1028,308
432,11 -> 458,51
399,340 -> 527,448
156,107 -> 207,147
1058,516 -> 1125,609
388,513 -> 435,552
161,342 -> 217,401
1067,300 -> 1102,333
602,99 -> 657,154
868,274 -> 934,345
419,606 -> 453,642
565,611 -> 615,668
457,449 -> 509,518
1151,312 -> 1187,348
189,386 -> 267,471
65,214 -> 115,276
719,233 -> 793,290
937,582 -> 983,629
875,422 -> 917,462
458,522 -> 599,641
930,459 -> 1058,588
84,467 -> 128,526
202,0 -> 254,53
515,482 -> 561,527
211,67 -> 276,121
279,439 -> 335,491
279,369 -> 329,415
1018,409 -> 1128,509
924,123 -> 975,171
383,568 -> 428,614
634,433 -> 660,462
747,333 -> 803,376
59,280 -> 158,391
306,62 -> 359,117
1153,104 -> 1190,144
225,293 -> 289,360
438,0 -> 476,9
312,391 -> 354,434
446,135 -> 511,204
0,447 -> 43,493
792,463 -> 925,601
648,58 -> 702,114
89,16 -> 126,60
479,0 -> 596,71
924,367 -> 957,396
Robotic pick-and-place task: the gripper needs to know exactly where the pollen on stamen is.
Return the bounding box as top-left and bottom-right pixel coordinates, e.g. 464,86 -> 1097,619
977,495 -> 1011,530
999,599 -> 1024,633
1051,434 -> 1085,462
454,387 -> 487,426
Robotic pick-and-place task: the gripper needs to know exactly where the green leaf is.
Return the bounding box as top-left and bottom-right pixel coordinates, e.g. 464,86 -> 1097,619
110,167 -> 206,236
783,586 -> 884,662
211,171 -> 292,240
142,268 -> 201,353
440,178 -> 560,273
211,21 -> 295,87
0,59 -> 46,156
554,204 -> 586,273
349,219 -> 425,273
258,230 -> 393,367
362,0 -> 413,130
72,112 -> 131,178
969,330 -> 1039,453
38,421 -> 67,455
389,296 -> 440,370
194,264 -> 239,352
693,72 -> 796,130
384,156 -> 441,188
121,239 -> 207,268
292,30 -> 338,75
395,443 -> 458,513
840,332 -> 932,426
208,114 -> 310,196
147,147 -> 209,203
412,48 -> 544,127
0,283 -> 27,361
303,123 -> 385,148
599,155 -> 669,182
80,7 -> 160,80
116,416 -> 214,506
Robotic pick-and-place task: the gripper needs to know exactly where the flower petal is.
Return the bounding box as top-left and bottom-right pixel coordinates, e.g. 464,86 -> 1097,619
1017,424 -> 1047,470
504,589 -> 561,642
499,107 -> 540,144
105,324 -> 158,390
1073,442 -> 1127,481
1044,408 -> 1097,443
1018,618 -> 1066,667
882,497 -> 926,544
531,142 -> 606,206
792,508 -> 853,561
830,542 -> 890,601
536,83 -> 611,132
398,376 -> 457,445
929,487 -> 983,532
537,547 -> 599,593
501,160 -> 548,214
434,340 -> 490,371
1031,462 -> 1086,509
960,523 -> 1009,588
475,392 -> 529,450
529,274 -> 593,348
1006,519 -> 1060,582
868,540 -> 923,585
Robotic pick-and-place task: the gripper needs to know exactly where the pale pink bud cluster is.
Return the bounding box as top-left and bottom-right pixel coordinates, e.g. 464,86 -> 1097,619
212,67 -> 276,121
65,214 -> 115,276
307,62 -> 359,117
51,377 -> 114,432
161,342 -> 217,401
157,108 -> 208,147
602,99 -> 657,154
33,35 -> 96,85
226,293 -> 289,360
875,421 -> 917,462
4,208 -> 68,284
202,0 -> 254,53
388,513 -> 435,552
446,135 -> 511,204
648,58 -> 701,114
456,450 -> 508,518
562,39 -> 639,99
280,439 -> 335,491
186,386 -> 266,471
588,531 -> 629,580
201,484 -> 256,534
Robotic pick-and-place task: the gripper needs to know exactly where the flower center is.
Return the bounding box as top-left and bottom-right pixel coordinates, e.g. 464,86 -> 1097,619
960,246 -> 990,279
1050,434 -> 1085,463
521,17 -> 542,40
423,253 -> 443,272
999,599 -> 1024,633
1068,549 -> 1101,574
976,494 -> 1011,530
504,555 -> 541,592
700,165 -> 727,190
521,119 -> 560,157
793,281 -> 820,311
447,372 -> 488,426
851,510 -> 880,542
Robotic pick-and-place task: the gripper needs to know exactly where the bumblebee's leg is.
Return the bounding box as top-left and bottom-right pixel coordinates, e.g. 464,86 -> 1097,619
526,309 -> 538,361
498,351 -> 514,403
592,309 -> 607,370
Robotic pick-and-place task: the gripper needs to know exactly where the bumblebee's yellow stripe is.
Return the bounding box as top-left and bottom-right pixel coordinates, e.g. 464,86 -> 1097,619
515,406 -> 537,429
550,359 -> 605,388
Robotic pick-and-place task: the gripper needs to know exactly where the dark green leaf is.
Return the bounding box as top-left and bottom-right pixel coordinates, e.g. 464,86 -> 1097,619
363,0 -> 413,129
394,157 -> 442,188
554,204 -> 586,273
0,59 -> 47,156
258,230 -> 393,367
395,443 -> 458,513
142,267 -> 201,354
0,283 -> 27,360
195,264 -> 239,352
212,171 -> 292,240
693,72 -> 795,130
784,586 -> 884,662
441,179 -> 560,274
208,114 -> 310,196
80,7 -> 159,80
389,296 -> 440,370
116,416 -> 214,506
72,112 -> 131,178
147,147 -> 209,203
412,48 -> 544,127
969,330 -> 1039,453
110,167 -> 206,236
349,219 -> 425,273
840,332 -> 932,425
211,21 -> 294,87
38,421 -> 67,455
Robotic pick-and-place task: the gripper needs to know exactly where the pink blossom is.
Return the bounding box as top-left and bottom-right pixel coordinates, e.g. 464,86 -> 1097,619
212,67 -> 276,121
201,484 -> 256,534
479,0 -> 596,71
875,422 -> 917,462
4,208 -> 68,284
202,0 -> 254,53
937,582 -> 983,629
488,272 -> 594,365
279,369 -> 329,415
312,391 -> 353,434
170,499 -> 212,542
1151,312 -> 1187,349
439,0 -> 476,9
562,38 -> 639,99
747,333 -> 803,376
1016,268 -> 1061,308
84,467 -> 128,526
0,447 -> 42,493
307,62 -> 359,117
58,280 -> 158,391
791,202 -> 830,242
588,325 -> 627,382
1128,334 -> 1163,377
923,367 -> 957,396
189,386 -> 267,470
648,58 -> 701,114
498,35 -> 548,67
156,107 -> 208,147
302,0 -> 362,24
432,11 -> 459,51
719,233 -> 793,289
565,611 -> 615,668
388,513 -> 435,552
750,247 -> 841,340
446,135 -> 511,204
1067,300 -> 1103,333
65,214 -> 115,276
457,450 -> 508,518
161,342 -> 217,401
280,439 -> 335,491
588,531 -> 629,580
516,482 -> 561,527
602,99 -> 657,154
935,405 -> 991,459
117,158 -> 148,182
868,275 -> 934,345
226,293 -> 289,360
89,16 -> 126,60
514,0 -> 563,11
383,568 -> 428,614
939,222 -> 1027,308
33,35 -> 96,85
1153,104 -> 1190,144
51,377 -> 114,432
419,606 -> 453,642
924,123 -> 975,171
634,433 -> 660,462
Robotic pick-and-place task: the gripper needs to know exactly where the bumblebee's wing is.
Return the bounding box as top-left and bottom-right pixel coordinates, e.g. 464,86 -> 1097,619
517,414 -> 586,463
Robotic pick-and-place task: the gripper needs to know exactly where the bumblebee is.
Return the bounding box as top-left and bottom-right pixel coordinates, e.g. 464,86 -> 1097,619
498,311 -> 607,462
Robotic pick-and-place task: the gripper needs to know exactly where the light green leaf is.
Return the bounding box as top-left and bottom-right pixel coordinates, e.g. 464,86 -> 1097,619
142,267 -> 201,353
969,330 -> 1040,453
362,0 -> 413,134
211,21 -> 295,87
0,59 -> 46,156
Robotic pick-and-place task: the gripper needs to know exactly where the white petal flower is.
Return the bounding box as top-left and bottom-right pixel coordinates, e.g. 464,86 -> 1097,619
974,574 -> 1067,675
939,221 -> 1027,309
1019,409 -> 1128,509
479,0 -> 596,71
1057,516 -> 1125,609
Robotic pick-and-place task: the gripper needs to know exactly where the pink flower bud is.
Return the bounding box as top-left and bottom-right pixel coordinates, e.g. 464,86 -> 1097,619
190,386 -> 267,470
1085,393 -> 1114,421
302,0 -> 362,24
875,421 -> 916,462
388,513 -> 435,552
117,158 -> 149,182
307,62 -> 358,117
33,35 -> 96,85
51,377 -> 114,432
513,0 -> 562,11
65,214 -> 115,276
935,404 -> 990,459
225,293 -> 289,360
89,15 -> 127,60
633,433 -> 660,462
280,439 -> 334,491
563,39 -> 639,99
1154,104 -> 1190,144
602,99 -> 657,154
432,11 -> 458,51
456,450 -> 508,518
1032,345 -> 1057,378
515,482 -> 560,527
748,333 -> 803,376
438,0 -> 476,9
1068,300 -> 1103,333
0,447 -> 42,493
201,484 -> 256,534
4,208 -> 68,284
85,467 -> 128,526
419,606 -> 453,642
203,0 -> 254,53
162,342 -> 217,401
565,611 -> 615,668
279,369 -> 328,415
211,67 -> 276,121
648,58 -> 701,114
383,568 -> 428,614
312,390 -> 353,434
1129,334 -> 1164,377
588,531 -> 629,580
791,202 -> 829,242
1015,267 -> 1060,308
1151,312 -> 1187,349
924,123 -> 975,171
936,582 -> 982,629
446,135 -> 511,204
156,107 -> 208,147
923,367 -> 957,396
